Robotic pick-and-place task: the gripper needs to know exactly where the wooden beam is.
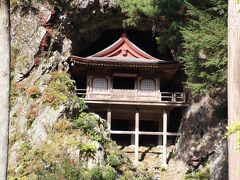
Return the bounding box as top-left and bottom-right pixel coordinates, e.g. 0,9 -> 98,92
139,131 -> 163,135
113,73 -> 137,77
140,131 -> 180,136
167,132 -> 181,136
110,130 -> 135,135
110,131 -> 180,136
134,111 -> 139,163
163,110 -> 168,165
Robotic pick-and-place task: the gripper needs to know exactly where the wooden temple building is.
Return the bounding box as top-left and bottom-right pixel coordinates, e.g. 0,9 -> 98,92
70,33 -> 188,164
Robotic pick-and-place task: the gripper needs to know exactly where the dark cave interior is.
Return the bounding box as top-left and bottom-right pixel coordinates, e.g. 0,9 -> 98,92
74,29 -> 174,60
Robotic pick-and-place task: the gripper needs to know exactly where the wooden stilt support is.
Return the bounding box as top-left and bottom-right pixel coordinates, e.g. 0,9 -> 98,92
158,118 -> 163,145
107,107 -> 111,131
131,120 -> 135,145
134,111 -> 139,163
163,110 -> 168,165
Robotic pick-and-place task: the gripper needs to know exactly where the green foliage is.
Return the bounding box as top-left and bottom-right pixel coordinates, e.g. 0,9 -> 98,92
79,143 -> 96,160
117,0 -> 184,53
91,167 -> 104,180
120,170 -> 144,180
153,0 -> 184,54
72,112 -> 98,132
71,96 -> 88,114
8,141 -> 44,178
227,123 -> 240,136
184,165 -> 210,180
106,152 -> 124,168
227,122 -> 240,150
104,165 -> 118,180
59,159 -> 82,179
8,129 -> 151,180
180,0 -> 227,95
116,0 -> 159,26
43,71 -> 75,107
117,0 -> 227,95
72,112 -> 108,145
39,159 -> 106,180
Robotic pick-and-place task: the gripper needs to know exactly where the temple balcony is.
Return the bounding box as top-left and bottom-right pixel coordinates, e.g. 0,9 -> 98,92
76,88 -> 186,105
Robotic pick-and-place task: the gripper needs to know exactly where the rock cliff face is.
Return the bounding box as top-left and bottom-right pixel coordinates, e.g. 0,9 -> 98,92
9,0 -> 228,179
9,1 -> 144,178
176,93 -> 228,179
10,0 -> 119,145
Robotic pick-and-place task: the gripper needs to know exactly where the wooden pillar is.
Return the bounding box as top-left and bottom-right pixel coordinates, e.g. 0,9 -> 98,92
86,74 -> 90,98
107,107 -> 111,131
131,120 -> 135,145
134,111 -> 139,163
163,110 -> 168,165
228,1 -> 240,179
158,118 -> 163,146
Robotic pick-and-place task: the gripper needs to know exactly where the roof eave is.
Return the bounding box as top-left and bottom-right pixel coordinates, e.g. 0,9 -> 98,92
70,56 -> 180,70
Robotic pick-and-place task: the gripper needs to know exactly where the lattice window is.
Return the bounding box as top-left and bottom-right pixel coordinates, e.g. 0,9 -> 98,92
92,77 -> 108,90
140,79 -> 156,91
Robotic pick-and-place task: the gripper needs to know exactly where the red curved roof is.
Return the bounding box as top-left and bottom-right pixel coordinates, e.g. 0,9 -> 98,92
90,33 -> 160,60
71,33 -> 179,68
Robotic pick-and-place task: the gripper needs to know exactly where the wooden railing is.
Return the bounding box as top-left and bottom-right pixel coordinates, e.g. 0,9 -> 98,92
75,89 -> 186,103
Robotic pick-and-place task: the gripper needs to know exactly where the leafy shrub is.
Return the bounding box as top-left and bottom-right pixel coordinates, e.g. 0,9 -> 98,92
26,86 -> 41,98
79,143 -> 96,160
42,71 -> 75,107
73,113 -> 98,131
120,170 -> 136,180
72,113 -> 107,144
60,159 -> 82,179
42,91 -> 68,107
50,71 -> 75,91
104,165 -> 117,180
91,167 -> 104,180
54,119 -> 71,132
71,96 -> 88,113
106,152 -> 123,168
184,166 -> 210,180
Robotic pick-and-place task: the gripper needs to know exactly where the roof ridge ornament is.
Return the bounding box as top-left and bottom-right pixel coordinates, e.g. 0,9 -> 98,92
121,32 -> 128,38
